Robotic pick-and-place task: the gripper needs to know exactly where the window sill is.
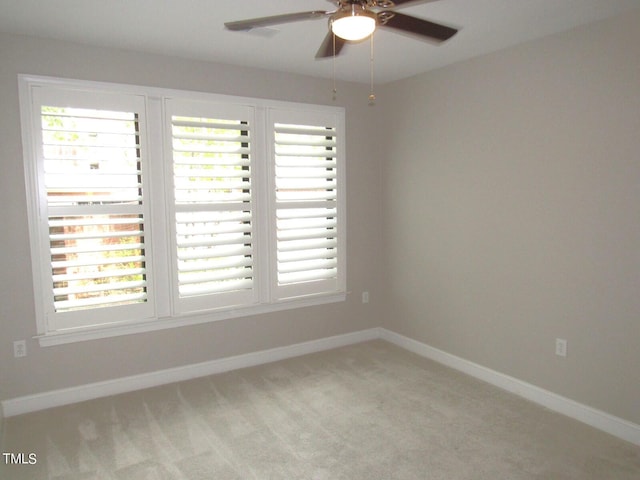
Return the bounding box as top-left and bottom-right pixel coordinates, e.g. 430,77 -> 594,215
35,293 -> 346,347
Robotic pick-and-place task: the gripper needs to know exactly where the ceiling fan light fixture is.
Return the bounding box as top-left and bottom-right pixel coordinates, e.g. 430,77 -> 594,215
331,4 -> 376,41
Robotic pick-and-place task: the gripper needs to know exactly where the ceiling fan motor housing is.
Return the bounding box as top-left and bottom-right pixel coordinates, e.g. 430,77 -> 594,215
336,0 -> 394,7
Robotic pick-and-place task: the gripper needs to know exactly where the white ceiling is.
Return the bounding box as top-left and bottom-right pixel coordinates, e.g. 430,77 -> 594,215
1,0 -> 639,84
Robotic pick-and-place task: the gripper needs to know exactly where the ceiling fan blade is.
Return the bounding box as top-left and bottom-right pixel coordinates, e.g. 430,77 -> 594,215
225,11 -> 329,31
315,32 -> 347,59
378,11 -> 457,42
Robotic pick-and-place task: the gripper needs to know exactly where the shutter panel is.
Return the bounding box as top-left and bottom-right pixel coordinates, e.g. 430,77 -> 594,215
270,110 -> 345,300
43,107 -> 149,313
166,100 -> 256,313
31,88 -> 154,332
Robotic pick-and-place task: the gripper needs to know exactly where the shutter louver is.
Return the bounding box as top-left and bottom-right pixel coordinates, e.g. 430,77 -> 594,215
169,107 -> 255,311
41,106 -> 148,314
273,121 -> 341,296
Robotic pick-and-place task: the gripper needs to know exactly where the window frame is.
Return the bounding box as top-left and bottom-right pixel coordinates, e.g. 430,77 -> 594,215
19,75 -> 346,346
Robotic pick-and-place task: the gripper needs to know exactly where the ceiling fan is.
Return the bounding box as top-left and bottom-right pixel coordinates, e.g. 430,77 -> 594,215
225,0 -> 458,59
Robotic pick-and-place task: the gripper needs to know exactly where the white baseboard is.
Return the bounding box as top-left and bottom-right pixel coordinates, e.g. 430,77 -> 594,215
3,326 -> 638,447
1,328 -> 379,418
379,328 -> 640,447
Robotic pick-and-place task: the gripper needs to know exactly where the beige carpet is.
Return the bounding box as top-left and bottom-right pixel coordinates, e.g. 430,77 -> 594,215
1,340 -> 639,479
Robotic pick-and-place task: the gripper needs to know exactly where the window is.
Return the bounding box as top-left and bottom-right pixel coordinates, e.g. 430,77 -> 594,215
269,110 -> 344,301
165,99 -> 258,314
20,76 -> 345,344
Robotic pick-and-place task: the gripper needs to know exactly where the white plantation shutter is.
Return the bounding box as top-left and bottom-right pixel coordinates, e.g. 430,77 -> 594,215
165,99 -> 257,313
269,109 -> 345,300
29,86 -> 154,331
22,76 -> 346,341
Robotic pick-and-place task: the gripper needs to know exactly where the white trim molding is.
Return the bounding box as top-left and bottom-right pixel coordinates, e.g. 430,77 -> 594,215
3,327 -> 639,447
379,328 -> 640,447
2,328 -> 379,418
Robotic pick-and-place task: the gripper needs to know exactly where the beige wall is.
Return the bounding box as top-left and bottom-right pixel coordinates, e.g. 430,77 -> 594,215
379,10 -> 640,425
0,33 -> 384,400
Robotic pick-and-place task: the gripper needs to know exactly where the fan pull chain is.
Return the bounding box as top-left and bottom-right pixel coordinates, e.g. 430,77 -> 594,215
332,32 -> 337,100
369,32 -> 376,104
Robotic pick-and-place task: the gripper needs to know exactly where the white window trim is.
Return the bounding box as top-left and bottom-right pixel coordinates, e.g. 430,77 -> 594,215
19,75 -> 346,347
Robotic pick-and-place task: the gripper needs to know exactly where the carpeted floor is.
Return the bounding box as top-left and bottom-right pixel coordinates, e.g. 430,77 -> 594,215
1,340 -> 639,479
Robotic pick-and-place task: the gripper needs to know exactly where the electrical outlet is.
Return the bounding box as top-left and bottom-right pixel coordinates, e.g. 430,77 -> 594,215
14,340 -> 27,358
555,338 -> 567,357
362,291 -> 370,304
